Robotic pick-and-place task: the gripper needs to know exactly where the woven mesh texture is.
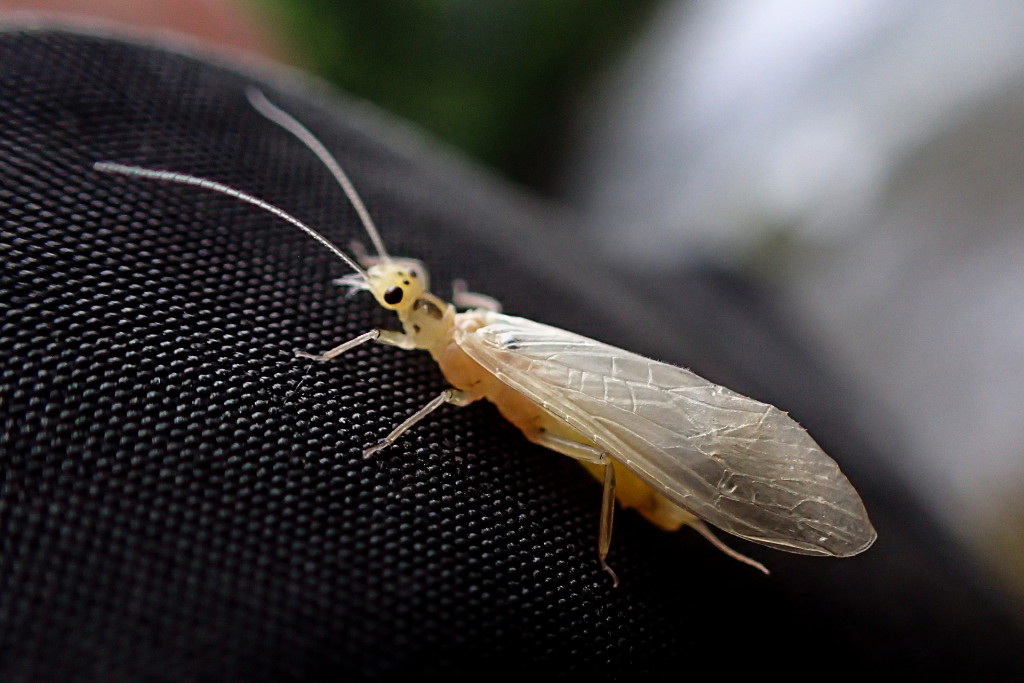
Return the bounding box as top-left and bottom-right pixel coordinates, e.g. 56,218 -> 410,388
1,29 -> 1023,679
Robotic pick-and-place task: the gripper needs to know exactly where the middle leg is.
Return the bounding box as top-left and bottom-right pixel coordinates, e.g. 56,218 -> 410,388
364,388 -> 474,458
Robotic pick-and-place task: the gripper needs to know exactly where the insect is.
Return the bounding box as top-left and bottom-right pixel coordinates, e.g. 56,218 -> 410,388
95,88 -> 876,585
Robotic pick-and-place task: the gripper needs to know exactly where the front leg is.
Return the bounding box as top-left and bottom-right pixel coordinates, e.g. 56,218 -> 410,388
296,328 -> 415,362
451,279 -> 502,312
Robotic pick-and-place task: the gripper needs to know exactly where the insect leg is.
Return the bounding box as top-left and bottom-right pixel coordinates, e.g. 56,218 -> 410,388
539,428 -> 767,577
451,279 -> 502,312
347,240 -> 380,268
296,329 -> 416,361
599,463 -> 618,586
535,431 -> 619,587
363,388 -> 474,458
687,520 -> 770,575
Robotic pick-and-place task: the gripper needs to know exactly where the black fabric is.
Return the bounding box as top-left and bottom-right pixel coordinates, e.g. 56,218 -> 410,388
1,29 -> 1023,679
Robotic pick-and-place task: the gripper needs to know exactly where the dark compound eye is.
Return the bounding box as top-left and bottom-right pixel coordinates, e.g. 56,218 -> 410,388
384,286 -> 404,305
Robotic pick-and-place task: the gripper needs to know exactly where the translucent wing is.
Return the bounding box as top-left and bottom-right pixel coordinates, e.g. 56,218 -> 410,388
456,313 -> 876,557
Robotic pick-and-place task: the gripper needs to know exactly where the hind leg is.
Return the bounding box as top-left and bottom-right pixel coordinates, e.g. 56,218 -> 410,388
534,430 -> 619,587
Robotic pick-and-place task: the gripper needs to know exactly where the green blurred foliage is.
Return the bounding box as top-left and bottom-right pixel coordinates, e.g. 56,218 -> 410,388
257,0 -> 657,189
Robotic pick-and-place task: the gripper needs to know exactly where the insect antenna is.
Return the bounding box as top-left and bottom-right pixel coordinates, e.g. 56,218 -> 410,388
246,87 -> 391,263
92,162 -> 368,280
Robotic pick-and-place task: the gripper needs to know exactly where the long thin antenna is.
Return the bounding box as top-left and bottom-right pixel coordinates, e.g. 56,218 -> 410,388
246,87 -> 391,262
93,162 -> 368,279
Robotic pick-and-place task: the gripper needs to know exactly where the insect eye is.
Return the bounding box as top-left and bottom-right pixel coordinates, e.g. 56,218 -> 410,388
384,286 -> 404,305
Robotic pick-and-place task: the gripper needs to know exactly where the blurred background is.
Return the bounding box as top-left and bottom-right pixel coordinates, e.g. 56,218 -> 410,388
3,0 -> 1023,607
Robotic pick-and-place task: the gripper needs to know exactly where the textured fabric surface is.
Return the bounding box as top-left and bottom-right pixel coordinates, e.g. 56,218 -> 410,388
1,29 -> 1023,679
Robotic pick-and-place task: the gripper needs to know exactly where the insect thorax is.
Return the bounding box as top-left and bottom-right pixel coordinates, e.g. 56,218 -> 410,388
401,292 -> 456,352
